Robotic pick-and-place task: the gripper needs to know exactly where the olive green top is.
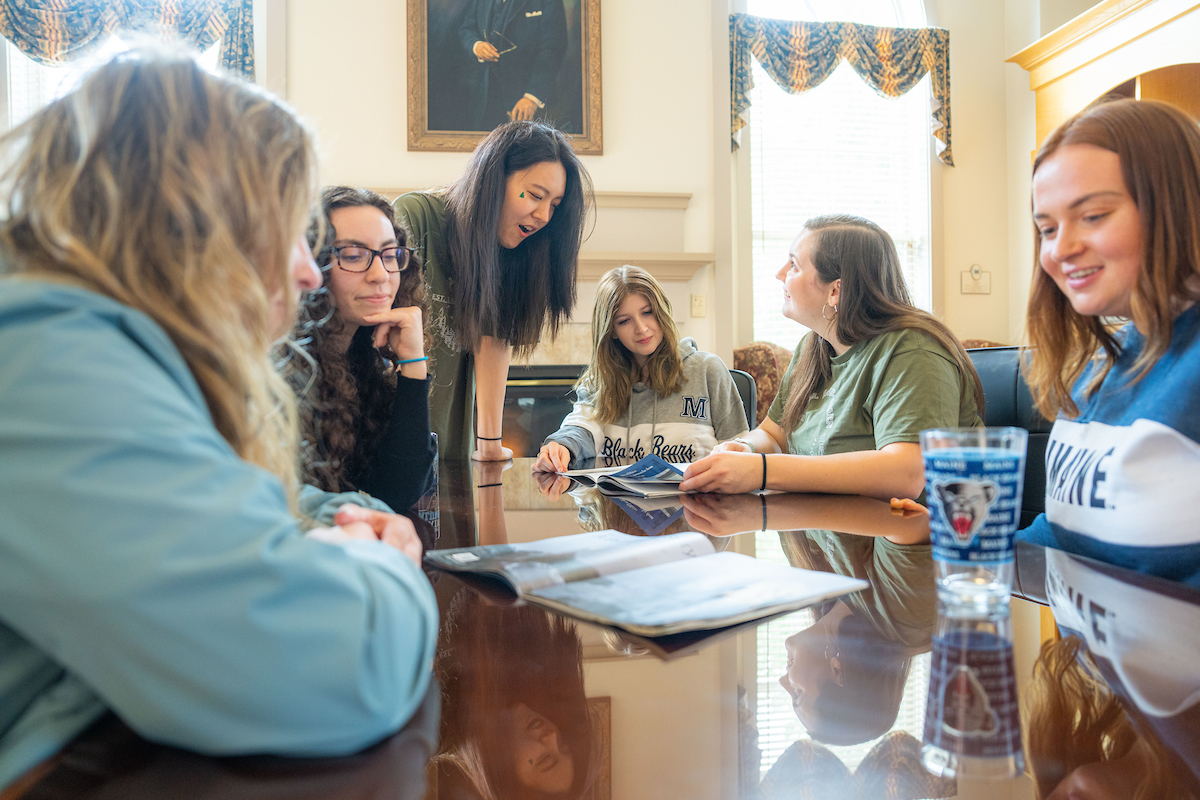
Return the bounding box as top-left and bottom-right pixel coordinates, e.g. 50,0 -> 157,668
768,328 -> 980,458
393,191 -> 474,462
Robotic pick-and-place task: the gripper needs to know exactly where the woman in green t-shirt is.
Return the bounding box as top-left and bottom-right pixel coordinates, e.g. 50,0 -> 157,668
394,121 -> 593,463
681,214 -> 982,499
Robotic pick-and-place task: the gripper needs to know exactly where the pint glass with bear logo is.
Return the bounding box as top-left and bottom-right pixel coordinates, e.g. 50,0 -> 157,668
920,427 -> 1028,611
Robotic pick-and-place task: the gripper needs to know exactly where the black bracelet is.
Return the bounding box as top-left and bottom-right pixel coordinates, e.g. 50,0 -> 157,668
477,435 -> 503,441
760,453 -> 767,492
476,482 -> 503,488
761,493 -> 768,532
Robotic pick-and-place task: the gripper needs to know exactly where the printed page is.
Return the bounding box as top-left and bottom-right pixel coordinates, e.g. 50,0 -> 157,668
529,553 -> 869,636
424,530 -> 715,594
561,454 -> 686,486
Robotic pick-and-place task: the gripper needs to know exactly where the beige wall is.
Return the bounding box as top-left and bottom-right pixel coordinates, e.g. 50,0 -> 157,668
286,0 -> 722,353
284,0 -> 1074,351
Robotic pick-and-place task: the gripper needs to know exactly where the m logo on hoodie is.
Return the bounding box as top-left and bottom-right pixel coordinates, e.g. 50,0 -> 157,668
680,396 -> 709,420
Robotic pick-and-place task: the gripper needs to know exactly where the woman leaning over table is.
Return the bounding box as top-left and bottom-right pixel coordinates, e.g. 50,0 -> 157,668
394,121 -> 593,462
0,51 -> 436,794
680,214 -> 982,500
1018,99 -> 1200,586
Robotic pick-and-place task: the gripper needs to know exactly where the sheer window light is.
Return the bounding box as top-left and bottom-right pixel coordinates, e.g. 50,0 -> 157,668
747,0 -> 935,781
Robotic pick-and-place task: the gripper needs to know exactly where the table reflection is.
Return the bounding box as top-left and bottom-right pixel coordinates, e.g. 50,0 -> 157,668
432,589 -> 597,800
1024,548 -> 1200,799
15,457 -> 1200,800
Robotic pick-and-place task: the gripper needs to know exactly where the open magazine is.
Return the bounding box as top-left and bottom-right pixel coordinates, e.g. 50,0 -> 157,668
423,529 -> 869,637
562,453 -> 690,498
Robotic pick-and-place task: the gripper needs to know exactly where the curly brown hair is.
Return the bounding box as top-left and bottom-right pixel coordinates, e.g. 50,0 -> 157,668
290,186 -> 427,493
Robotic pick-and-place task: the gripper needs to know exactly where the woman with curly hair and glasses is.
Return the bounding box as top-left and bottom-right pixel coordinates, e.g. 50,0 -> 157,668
291,187 -> 436,515
394,120 -> 593,463
0,52 -> 436,794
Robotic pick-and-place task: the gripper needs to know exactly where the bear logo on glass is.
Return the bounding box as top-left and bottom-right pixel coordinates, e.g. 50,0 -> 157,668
934,480 -> 998,545
941,665 -> 999,738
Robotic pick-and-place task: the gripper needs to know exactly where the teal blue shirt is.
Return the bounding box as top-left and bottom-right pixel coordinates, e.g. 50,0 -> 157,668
0,280 -> 438,790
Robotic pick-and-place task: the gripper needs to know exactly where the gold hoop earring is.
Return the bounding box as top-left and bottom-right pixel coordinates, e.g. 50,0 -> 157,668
821,303 -> 837,322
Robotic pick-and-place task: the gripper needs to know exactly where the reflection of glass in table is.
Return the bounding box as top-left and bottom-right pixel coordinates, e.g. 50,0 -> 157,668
19,458 -> 1198,800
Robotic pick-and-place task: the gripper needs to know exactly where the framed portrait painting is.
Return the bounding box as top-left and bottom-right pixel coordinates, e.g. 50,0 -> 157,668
407,0 -> 602,154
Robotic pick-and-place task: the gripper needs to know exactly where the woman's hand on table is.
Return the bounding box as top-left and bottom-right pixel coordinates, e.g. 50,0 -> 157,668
679,451 -> 762,494
682,493 -> 763,536
332,504 -> 423,565
710,439 -> 752,454
533,442 -> 571,473
533,470 -> 572,502
471,439 -> 514,462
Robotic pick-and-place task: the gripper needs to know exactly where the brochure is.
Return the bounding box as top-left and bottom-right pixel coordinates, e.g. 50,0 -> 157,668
562,453 -> 691,498
424,529 -> 869,637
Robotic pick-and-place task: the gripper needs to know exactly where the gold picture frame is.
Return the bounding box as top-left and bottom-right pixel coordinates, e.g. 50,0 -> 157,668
406,0 -> 603,154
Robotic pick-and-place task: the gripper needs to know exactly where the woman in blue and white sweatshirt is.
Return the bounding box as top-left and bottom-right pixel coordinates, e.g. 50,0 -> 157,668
1019,98 -> 1200,586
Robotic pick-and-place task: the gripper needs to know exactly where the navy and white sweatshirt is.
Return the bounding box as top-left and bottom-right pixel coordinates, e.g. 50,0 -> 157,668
544,338 -> 750,468
1018,304 -> 1200,586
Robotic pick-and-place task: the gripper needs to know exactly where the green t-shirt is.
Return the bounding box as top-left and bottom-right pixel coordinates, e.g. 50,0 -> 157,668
767,328 -> 980,457
393,191 -> 474,462
780,529 -> 936,653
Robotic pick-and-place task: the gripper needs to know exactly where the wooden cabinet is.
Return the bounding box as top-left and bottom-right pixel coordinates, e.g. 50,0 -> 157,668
1009,0 -> 1200,143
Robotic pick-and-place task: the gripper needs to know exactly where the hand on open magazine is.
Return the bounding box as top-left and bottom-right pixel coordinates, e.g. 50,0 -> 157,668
682,493 -> 764,537
533,441 -> 571,473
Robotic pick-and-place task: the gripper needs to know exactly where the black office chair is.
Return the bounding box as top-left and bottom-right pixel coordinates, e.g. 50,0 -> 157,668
729,369 -> 757,431
966,347 -> 1055,528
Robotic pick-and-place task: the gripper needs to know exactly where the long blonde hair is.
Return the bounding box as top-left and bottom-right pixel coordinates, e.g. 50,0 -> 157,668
1025,99 -> 1200,419
577,266 -> 684,425
0,48 -> 318,505
780,215 -> 983,434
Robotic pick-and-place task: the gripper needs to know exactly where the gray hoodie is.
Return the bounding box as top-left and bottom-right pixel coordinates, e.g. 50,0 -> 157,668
545,338 -> 750,468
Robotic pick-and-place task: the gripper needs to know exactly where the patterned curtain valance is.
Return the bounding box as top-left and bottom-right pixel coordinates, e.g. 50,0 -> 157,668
0,0 -> 254,81
730,13 -> 953,166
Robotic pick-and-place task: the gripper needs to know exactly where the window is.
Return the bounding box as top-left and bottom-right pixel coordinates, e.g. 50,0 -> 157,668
2,38 -> 220,131
747,0 -> 933,352
746,0 -> 934,780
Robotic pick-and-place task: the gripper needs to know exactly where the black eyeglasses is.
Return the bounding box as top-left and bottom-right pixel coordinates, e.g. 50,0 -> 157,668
328,245 -> 412,273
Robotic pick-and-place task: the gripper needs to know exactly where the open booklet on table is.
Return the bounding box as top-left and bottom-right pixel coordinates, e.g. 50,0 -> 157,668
423,529 -> 869,637
561,453 -> 690,498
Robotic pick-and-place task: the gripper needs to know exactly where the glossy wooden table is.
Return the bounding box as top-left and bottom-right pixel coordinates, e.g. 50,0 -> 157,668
22,459 -> 1200,800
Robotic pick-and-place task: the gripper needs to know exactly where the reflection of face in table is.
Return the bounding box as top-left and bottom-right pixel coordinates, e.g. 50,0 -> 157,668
432,588 -> 595,800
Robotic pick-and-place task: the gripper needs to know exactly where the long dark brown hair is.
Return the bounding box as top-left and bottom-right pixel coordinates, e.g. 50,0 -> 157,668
779,215 -> 983,434
444,121 -> 593,358
1025,99 -> 1200,419
577,266 -> 684,425
290,186 -> 426,493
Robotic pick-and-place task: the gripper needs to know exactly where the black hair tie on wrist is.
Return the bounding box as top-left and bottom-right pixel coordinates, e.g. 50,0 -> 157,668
477,436 -> 503,441
476,482 -> 503,488
760,453 -> 767,492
